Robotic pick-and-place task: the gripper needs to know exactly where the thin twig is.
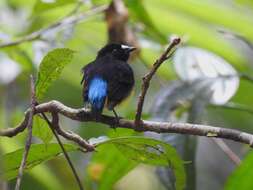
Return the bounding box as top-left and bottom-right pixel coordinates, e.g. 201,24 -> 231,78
135,37 -> 181,127
218,29 -> 253,50
15,75 -> 36,190
0,5 -> 107,48
2,100 -> 253,148
209,102 -> 252,164
212,138 -> 241,165
40,111 -> 84,190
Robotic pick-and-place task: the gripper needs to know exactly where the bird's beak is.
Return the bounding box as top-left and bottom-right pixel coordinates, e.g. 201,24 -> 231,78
127,46 -> 137,53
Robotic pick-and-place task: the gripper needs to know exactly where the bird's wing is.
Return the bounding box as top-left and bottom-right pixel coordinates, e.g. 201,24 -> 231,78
81,62 -> 93,84
81,62 -> 94,102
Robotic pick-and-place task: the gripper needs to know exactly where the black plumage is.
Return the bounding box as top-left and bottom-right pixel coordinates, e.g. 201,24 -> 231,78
81,43 -> 135,118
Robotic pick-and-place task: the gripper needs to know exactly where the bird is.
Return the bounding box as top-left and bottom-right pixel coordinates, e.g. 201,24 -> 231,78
81,43 -> 136,121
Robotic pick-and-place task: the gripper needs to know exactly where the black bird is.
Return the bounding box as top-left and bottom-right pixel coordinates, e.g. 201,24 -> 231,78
81,43 -> 136,120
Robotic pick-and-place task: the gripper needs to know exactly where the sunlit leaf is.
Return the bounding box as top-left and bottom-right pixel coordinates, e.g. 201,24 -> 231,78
33,115 -> 53,144
32,0 -> 76,15
35,48 -> 75,100
173,46 -> 239,105
225,151 -> 253,190
88,136 -> 109,145
1,143 -> 77,180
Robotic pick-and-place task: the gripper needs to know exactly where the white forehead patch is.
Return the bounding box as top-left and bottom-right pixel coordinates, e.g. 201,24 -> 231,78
121,44 -> 130,49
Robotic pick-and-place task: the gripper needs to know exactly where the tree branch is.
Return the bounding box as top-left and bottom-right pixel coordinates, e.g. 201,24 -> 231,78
51,112 -> 94,151
15,75 -> 36,190
134,37 -> 181,127
1,100 -> 253,148
0,5 -> 107,49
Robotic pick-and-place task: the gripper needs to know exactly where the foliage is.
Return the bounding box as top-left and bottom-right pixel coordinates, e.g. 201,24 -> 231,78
0,0 -> 253,189
35,48 -> 75,100
99,136 -> 186,190
225,151 -> 253,190
1,143 -> 77,180
33,115 -> 53,144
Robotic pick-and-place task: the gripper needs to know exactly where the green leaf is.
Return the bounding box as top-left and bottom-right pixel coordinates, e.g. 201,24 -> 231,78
88,143 -> 137,190
0,138 -> 64,190
32,0 -> 76,15
225,151 -> 253,190
97,136 -> 186,190
1,143 -> 77,180
35,48 -> 75,100
33,115 -> 53,144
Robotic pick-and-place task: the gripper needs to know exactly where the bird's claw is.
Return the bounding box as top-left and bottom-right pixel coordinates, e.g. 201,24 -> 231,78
110,116 -> 121,131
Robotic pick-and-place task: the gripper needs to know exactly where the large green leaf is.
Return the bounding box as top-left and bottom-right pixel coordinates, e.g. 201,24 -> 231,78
88,143 -> 137,190
33,115 -> 53,144
225,151 -> 253,190
0,136 -> 64,190
95,136 -> 186,190
1,143 -> 77,180
35,48 -> 75,100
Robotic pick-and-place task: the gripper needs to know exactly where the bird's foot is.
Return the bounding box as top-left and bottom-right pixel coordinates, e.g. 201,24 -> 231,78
110,116 -> 121,131
110,108 -> 121,130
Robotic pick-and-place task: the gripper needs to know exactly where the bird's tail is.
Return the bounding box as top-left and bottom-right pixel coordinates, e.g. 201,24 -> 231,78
88,77 -> 108,119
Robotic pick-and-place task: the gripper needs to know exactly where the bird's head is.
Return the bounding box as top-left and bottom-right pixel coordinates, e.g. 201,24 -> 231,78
97,43 -> 136,61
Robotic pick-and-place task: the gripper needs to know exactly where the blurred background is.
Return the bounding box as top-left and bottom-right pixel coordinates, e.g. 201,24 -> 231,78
1,0 -> 253,189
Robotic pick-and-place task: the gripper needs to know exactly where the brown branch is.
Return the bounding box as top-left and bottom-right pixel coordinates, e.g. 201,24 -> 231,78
1,100 -> 253,148
0,5 -> 107,49
15,75 -> 36,190
0,112 -> 29,137
134,37 -> 181,127
51,113 -> 94,151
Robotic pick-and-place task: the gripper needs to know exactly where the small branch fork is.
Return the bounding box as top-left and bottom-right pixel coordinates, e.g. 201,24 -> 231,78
0,5 -> 107,49
135,37 -> 181,127
13,77 -> 86,190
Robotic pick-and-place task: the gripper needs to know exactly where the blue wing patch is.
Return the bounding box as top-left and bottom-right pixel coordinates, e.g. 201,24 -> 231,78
88,77 -> 107,112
